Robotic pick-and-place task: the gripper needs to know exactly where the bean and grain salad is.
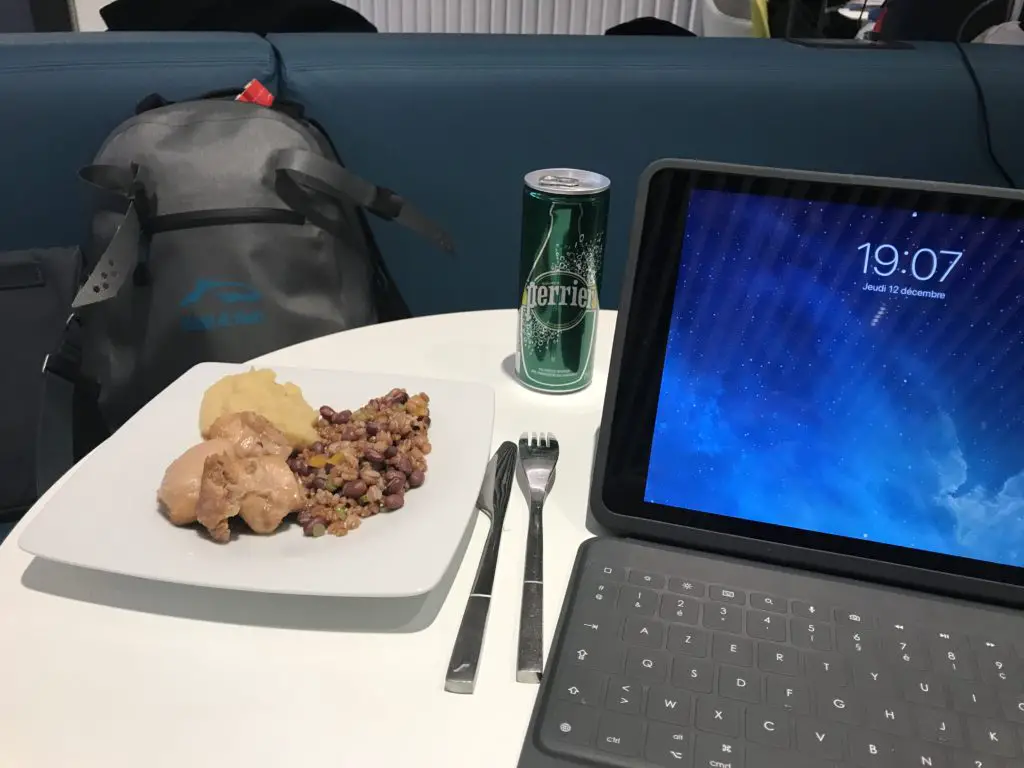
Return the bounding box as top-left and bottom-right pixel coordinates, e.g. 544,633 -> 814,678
287,388 -> 431,538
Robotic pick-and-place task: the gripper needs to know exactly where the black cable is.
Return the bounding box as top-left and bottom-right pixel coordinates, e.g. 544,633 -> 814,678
954,0 -> 1017,188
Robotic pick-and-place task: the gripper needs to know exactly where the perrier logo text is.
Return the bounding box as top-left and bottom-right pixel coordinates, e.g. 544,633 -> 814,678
522,269 -> 598,332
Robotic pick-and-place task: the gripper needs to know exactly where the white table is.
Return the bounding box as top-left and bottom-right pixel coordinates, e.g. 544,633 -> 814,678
0,309 -> 617,768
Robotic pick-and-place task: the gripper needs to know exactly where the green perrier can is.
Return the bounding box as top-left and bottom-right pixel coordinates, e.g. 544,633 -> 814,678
516,168 -> 610,393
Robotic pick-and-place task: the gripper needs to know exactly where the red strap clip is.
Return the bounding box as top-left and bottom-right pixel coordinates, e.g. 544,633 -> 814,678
236,79 -> 274,108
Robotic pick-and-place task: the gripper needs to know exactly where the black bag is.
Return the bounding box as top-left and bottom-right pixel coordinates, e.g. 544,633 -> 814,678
35,87 -> 453,504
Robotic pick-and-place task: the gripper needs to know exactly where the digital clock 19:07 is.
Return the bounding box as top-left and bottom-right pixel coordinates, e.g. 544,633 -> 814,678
859,243 -> 963,282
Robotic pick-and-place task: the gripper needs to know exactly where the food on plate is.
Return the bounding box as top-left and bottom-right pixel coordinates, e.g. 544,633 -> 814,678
199,368 -> 318,447
157,439 -> 235,525
195,452 -> 305,543
291,388 -> 431,538
206,411 -> 292,457
159,370 -> 431,542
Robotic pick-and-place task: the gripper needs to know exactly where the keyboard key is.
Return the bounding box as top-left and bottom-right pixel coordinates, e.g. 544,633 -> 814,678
806,653 -> 848,686
669,625 -> 710,657
835,608 -> 870,626
815,685 -> 861,725
903,672 -> 947,708
999,691 -> 1024,723
648,685 -> 693,725
541,701 -> 600,748
791,600 -> 829,621
621,586 -> 658,616
660,593 -> 701,625
623,615 -> 666,648
626,646 -> 670,684
668,578 -> 706,597
795,717 -> 847,760
977,652 -> 1019,687
554,667 -> 606,707
565,638 -> 625,674
713,633 -> 754,667
709,586 -> 745,605
695,696 -> 742,737
866,699 -> 913,736
882,636 -> 931,671
567,609 -> 619,640
966,717 -> 1018,757
933,642 -> 976,680
703,603 -> 743,634
719,666 -> 761,703
746,706 -> 791,749
587,564 -> 625,582
750,593 -> 787,613
879,618 -> 920,640
853,660 -> 898,697
916,706 -> 965,747
596,711 -> 644,757
747,745 -> 833,768
580,579 -> 619,613
757,642 -> 801,676
929,628 -> 968,648
645,722 -> 694,767
628,569 -> 666,589
605,679 -> 642,714
950,679 -> 1000,718
848,727 -> 895,766
791,618 -> 834,652
766,674 -> 812,714
673,657 -> 715,693
894,739 -> 950,768
694,733 -> 744,768
746,611 -> 787,643
950,751 -> 1006,768
838,627 -> 878,657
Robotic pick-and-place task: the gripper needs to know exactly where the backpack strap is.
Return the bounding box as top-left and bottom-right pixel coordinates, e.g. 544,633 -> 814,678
35,164 -> 147,500
271,148 -> 455,255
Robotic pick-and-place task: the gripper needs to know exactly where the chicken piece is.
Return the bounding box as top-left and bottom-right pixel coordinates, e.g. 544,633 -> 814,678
157,439 -> 234,525
206,411 -> 293,457
194,452 -> 305,543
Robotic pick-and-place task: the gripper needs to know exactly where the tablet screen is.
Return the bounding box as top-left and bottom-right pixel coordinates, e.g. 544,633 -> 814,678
644,184 -> 1024,569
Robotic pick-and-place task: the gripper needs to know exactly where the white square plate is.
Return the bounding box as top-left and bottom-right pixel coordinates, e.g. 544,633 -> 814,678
19,363 -> 495,598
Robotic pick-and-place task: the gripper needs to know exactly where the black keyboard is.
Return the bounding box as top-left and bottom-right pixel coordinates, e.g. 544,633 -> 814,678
530,544 -> 1024,768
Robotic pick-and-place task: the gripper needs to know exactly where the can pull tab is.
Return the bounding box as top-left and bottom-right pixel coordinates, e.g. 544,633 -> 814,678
537,175 -> 582,190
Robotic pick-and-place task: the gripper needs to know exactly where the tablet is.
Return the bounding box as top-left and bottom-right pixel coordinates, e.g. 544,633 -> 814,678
592,160 -> 1024,600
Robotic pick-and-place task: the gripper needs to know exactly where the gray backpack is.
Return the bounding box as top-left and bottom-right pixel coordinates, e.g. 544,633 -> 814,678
37,88 -> 453,495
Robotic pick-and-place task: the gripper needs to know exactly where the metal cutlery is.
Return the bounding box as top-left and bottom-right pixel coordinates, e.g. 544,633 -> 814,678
516,432 -> 559,684
444,441 -> 517,694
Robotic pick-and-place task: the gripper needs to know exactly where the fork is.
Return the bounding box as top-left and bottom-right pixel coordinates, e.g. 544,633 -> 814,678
516,432 -> 559,683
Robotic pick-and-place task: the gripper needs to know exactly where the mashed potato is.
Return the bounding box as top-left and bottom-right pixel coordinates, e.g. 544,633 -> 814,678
199,368 -> 318,447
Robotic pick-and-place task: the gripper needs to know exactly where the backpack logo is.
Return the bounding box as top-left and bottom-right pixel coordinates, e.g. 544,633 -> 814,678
180,279 -> 265,331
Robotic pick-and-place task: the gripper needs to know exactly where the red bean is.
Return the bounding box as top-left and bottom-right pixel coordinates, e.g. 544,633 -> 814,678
319,405 -> 335,420
408,469 -> 425,489
383,493 -> 405,511
385,445 -> 398,458
385,476 -> 404,495
397,456 -> 414,475
342,480 -> 367,498
331,409 -> 352,425
365,422 -> 380,436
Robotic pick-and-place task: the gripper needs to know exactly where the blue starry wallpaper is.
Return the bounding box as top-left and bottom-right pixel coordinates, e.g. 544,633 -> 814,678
645,188 -> 1024,568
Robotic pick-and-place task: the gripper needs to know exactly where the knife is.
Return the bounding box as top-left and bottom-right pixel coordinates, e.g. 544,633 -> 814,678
444,441 -> 518,694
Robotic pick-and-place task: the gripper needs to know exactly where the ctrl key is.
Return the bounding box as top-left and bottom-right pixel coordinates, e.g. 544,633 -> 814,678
540,702 -> 599,749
